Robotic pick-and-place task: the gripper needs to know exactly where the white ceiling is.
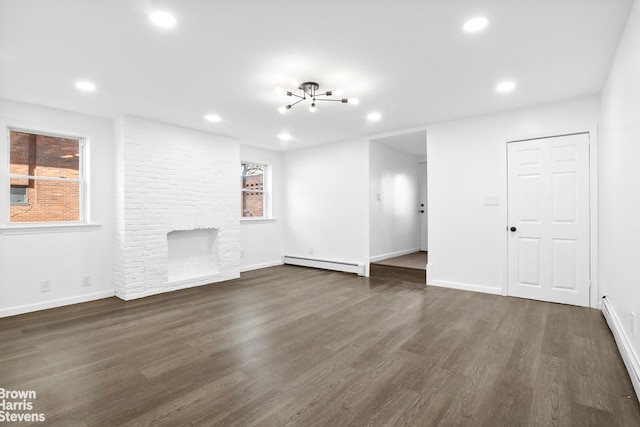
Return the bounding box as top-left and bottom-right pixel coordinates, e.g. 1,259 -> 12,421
0,0 -> 633,152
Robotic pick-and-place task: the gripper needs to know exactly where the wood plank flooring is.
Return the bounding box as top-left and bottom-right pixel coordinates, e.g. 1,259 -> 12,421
372,252 -> 428,270
370,252 -> 428,284
1,265 -> 639,426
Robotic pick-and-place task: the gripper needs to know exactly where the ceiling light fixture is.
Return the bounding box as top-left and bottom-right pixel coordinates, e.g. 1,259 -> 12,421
75,81 -> 96,92
463,17 -> 488,32
150,11 -> 176,28
278,81 -> 358,114
496,81 -> 516,93
278,133 -> 293,141
367,112 -> 382,121
204,114 -> 221,122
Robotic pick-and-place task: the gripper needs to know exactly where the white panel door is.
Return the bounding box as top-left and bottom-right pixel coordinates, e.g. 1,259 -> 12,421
419,162 -> 428,251
507,133 -> 590,306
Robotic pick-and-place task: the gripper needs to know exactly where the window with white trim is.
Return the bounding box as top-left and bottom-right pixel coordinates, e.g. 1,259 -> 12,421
7,129 -> 85,224
241,162 -> 268,218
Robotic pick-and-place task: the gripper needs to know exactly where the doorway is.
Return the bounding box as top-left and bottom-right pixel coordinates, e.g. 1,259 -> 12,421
507,132 -> 591,306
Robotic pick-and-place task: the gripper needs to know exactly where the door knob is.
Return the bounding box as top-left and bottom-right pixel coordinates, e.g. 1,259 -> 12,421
510,226 -> 517,232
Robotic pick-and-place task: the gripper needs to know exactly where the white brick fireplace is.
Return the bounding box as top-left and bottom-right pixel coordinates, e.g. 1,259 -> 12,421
114,116 -> 240,300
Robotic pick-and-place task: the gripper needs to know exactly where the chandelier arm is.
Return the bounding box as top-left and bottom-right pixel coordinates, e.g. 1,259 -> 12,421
314,98 -> 344,102
288,93 -> 305,99
288,98 -> 306,108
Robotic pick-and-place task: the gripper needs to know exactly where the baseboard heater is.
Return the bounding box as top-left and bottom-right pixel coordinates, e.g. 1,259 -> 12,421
283,256 -> 366,276
602,296 -> 640,401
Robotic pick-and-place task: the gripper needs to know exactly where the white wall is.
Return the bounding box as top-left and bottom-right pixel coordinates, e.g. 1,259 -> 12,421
283,138 -> 369,265
427,96 -> 599,294
0,99 -> 115,317
600,0 -> 640,394
114,116 -> 240,300
239,145 -> 284,272
369,141 -> 420,261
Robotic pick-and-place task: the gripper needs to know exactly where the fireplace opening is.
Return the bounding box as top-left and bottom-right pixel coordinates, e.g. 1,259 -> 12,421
167,228 -> 220,283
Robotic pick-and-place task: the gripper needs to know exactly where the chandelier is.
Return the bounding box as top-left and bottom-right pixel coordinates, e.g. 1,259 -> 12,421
278,82 -> 359,113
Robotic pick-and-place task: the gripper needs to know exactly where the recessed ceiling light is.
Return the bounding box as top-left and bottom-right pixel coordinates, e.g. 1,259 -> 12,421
367,112 -> 382,121
463,17 -> 488,33
75,81 -> 96,92
204,114 -> 221,122
150,11 -> 176,28
278,133 -> 293,141
496,81 -> 516,93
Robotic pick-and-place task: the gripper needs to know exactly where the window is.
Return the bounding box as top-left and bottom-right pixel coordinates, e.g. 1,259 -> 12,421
241,162 -> 267,218
7,129 -> 84,224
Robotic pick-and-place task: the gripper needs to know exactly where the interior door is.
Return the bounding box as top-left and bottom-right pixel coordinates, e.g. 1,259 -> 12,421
419,162 -> 428,251
507,133 -> 590,306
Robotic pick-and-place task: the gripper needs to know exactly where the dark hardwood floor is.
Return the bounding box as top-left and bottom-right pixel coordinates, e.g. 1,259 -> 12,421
1,265 -> 638,426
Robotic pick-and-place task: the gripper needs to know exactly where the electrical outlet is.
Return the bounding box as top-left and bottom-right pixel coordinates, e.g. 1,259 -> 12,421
309,247 -> 314,256
240,250 -> 245,259
631,311 -> 637,336
41,280 -> 50,293
83,276 -> 92,287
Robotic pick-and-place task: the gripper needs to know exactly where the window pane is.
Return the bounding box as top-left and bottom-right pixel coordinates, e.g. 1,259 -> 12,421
241,162 -> 265,217
241,163 -> 264,191
242,190 -> 264,217
10,178 -> 80,223
10,131 -> 80,179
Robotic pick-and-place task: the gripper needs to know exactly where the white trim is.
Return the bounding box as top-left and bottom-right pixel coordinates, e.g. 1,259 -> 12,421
240,217 -> 277,223
602,296 -> 640,401
0,290 -> 115,318
240,260 -> 284,273
283,255 -> 366,276
369,247 -> 422,263
0,223 -> 101,235
588,127 -> 599,308
428,279 -> 502,296
503,127 -> 599,307
2,120 -> 91,227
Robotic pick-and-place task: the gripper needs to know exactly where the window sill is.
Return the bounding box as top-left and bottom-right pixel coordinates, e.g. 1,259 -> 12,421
240,217 -> 277,223
0,223 -> 102,235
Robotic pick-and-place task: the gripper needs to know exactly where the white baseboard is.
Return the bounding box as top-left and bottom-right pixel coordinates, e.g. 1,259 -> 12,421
602,296 -> 640,401
0,290 -> 116,318
240,260 -> 284,273
369,248 -> 422,263
428,279 -> 502,296
283,256 -> 366,276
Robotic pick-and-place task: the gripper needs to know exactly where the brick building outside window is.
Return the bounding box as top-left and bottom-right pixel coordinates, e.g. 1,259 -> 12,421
241,162 -> 267,218
8,129 -> 83,223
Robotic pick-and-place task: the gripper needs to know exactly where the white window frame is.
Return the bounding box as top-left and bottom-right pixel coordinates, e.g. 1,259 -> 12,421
1,121 -> 91,231
241,161 -> 271,220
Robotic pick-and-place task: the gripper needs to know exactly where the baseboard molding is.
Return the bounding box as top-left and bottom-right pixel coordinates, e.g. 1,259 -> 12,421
428,279 -> 502,296
369,248 -> 422,263
283,256 -> 366,276
240,260 -> 284,273
602,296 -> 640,401
0,290 -> 116,318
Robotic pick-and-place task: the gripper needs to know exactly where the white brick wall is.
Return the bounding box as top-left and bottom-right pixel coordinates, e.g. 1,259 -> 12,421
114,116 -> 240,300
